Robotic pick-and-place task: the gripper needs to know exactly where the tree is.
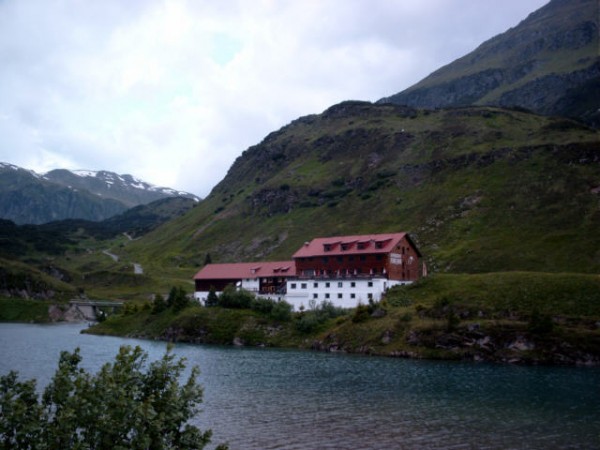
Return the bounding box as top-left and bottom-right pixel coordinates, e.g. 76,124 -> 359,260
204,254 -> 212,266
0,346 -> 228,450
167,286 -> 190,312
205,286 -> 219,307
152,293 -> 168,314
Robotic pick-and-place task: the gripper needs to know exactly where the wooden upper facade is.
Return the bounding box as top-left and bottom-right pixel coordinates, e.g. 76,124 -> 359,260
292,233 -> 422,282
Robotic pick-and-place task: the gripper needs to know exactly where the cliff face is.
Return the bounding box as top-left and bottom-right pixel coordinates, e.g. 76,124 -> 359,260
379,0 -> 600,127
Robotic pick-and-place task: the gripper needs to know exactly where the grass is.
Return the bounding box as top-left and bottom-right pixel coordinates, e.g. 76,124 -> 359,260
0,297 -> 51,322
386,272 -> 600,317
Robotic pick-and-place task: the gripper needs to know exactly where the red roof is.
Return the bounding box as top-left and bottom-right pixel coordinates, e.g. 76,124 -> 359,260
194,261 -> 296,280
292,232 -> 414,258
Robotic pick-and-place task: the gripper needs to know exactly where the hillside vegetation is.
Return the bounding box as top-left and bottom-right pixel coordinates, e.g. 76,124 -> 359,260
123,103 -> 599,279
88,271 -> 600,365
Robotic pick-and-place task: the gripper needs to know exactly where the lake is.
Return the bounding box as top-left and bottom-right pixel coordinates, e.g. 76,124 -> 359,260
0,323 -> 599,449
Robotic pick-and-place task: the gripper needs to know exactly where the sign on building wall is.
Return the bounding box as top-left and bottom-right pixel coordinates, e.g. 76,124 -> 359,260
390,253 -> 402,265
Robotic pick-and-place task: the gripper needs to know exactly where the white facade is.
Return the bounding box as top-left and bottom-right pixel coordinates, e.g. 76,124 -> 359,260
284,277 -> 411,310
195,276 -> 411,309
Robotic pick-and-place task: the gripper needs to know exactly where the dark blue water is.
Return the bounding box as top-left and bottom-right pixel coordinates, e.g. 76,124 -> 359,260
0,323 -> 599,449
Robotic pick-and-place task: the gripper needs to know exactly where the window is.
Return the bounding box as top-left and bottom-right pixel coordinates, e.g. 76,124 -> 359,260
322,257 -> 329,263
325,293 -> 330,299
350,282 -> 356,288
337,281 -> 343,288
325,282 -> 330,288
337,293 -> 343,299
291,283 -> 297,289
351,293 -> 356,299
376,255 -> 383,261
301,283 -> 307,289
337,256 -> 343,263
360,255 -> 366,261
368,281 -> 373,287
313,282 -> 318,288
368,293 -> 373,300
313,293 -> 318,299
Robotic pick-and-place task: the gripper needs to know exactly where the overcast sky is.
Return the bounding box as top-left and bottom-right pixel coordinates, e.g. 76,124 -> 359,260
0,0 -> 548,197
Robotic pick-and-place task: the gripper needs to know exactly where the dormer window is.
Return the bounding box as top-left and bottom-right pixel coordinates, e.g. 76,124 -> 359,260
324,244 -> 332,252
357,241 -> 368,250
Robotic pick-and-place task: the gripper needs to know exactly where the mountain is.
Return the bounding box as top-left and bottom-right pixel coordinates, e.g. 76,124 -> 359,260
378,0 -> 600,128
0,163 -> 127,225
44,169 -> 199,208
0,196 -> 197,261
126,102 -> 600,275
0,163 -> 200,224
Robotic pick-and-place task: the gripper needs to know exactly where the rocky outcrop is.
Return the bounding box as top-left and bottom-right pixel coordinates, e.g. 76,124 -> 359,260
379,0 -> 600,127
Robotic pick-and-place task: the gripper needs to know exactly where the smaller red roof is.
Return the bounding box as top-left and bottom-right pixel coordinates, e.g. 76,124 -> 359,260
293,232 -> 414,258
194,261 -> 296,280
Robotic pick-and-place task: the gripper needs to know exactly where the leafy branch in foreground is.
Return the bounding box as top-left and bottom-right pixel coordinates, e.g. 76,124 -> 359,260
0,346 -> 228,450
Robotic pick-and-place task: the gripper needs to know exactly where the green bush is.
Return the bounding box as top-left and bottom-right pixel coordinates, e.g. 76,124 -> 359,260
0,346 -> 227,450
295,300 -> 346,333
270,300 -> 293,322
218,286 -> 253,309
352,304 -> 370,323
251,296 -> 275,314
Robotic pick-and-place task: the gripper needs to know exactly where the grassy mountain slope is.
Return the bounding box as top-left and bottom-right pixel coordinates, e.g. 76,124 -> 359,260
0,197 -> 198,301
379,0 -> 600,127
124,102 -> 599,277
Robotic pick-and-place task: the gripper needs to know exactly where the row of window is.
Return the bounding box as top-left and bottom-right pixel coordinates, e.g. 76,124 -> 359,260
313,292 -> 374,300
302,255 -> 385,263
290,281 -> 374,289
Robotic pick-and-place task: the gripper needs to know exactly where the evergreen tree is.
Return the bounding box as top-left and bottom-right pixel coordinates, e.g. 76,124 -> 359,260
205,286 -> 219,307
152,293 -> 168,314
168,286 -> 190,312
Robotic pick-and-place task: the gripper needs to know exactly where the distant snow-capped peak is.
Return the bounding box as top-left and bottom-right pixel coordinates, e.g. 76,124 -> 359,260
0,162 -> 44,179
70,169 -> 200,200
